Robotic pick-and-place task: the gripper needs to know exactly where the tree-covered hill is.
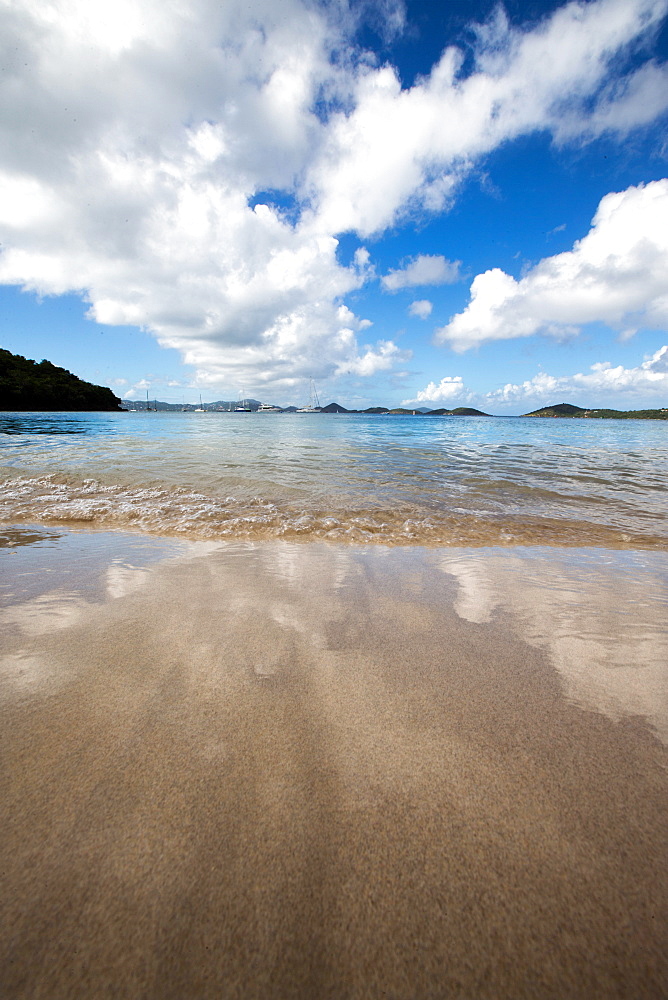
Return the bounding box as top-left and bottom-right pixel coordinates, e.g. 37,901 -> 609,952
0,349 -> 122,411
524,403 -> 586,417
426,406 -> 491,416
523,401 -> 667,419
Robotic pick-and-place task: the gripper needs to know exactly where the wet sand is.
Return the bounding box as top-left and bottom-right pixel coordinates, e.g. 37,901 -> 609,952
1,530 -> 667,999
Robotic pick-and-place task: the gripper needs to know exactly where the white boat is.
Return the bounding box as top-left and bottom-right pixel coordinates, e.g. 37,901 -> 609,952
193,394 -> 205,412
296,378 -> 321,412
258,403 -> 282,412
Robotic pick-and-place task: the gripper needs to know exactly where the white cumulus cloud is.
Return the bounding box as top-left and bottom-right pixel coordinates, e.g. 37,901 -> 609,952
337,338 -> 409,376
304,0 -> 668,237
437,179 -> 668,351
403,375 -> 468,405
486,345 -> 668,405
1,0 -> 667,389
408,299 -> 433,319
382,256 -> 461,291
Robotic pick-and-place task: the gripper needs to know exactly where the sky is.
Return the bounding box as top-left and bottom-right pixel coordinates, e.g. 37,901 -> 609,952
1,0 -> 668,413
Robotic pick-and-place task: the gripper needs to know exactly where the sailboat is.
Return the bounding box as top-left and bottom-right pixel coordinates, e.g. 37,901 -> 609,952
234,390 -> 252,412
296,378 -> 321,412
193,394 -> 205,412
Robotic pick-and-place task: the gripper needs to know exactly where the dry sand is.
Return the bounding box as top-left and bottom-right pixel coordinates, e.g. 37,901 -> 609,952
0,530 -> 667,999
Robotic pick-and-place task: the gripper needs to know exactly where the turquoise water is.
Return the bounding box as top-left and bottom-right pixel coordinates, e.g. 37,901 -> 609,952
1,411 -> 667,546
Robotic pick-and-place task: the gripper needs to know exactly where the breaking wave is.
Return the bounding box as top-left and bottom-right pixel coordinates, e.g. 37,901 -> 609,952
1,474 -> 664,549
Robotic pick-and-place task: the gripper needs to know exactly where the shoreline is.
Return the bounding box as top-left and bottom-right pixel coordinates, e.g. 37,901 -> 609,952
3,474 -> 667,550
1,529 -> 667,998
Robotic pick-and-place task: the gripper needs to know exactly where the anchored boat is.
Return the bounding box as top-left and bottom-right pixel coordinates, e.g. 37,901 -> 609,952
296,378 -> 321,412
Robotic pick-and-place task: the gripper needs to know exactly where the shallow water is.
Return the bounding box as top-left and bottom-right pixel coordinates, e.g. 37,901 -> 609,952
1,410 -> 667,546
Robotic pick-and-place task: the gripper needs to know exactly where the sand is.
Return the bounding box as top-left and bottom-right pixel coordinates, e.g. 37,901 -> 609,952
1,529 -> 667,999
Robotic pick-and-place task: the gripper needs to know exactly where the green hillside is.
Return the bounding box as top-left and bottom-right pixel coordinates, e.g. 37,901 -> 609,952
523,403 -> 586,417
425,406 -> 491,416
0,348 -> 122,411
523,401 -> 667,419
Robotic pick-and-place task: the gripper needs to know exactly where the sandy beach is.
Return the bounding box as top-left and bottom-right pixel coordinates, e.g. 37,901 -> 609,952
1,529 -> 667,999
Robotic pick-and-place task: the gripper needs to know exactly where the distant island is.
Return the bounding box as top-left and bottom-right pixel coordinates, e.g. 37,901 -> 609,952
122,398 -> 492,416
1,348 -> 122,411
122,397 -> 668,418
522,402 -> 667,420
318,404 -> 491,416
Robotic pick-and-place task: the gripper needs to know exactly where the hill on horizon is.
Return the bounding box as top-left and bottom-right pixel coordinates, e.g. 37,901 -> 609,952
524,402 -> 586,417
523,401 -> 667,419
0,348 -> 122,411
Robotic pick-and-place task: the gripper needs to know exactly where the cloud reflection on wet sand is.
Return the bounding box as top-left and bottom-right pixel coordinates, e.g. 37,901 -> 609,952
0,532 -> 666,999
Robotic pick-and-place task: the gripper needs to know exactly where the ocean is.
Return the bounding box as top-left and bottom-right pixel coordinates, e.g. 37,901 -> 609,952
1,410 -> 667,547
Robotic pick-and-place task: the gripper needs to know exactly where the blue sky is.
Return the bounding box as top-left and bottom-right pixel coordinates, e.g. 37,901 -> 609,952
1,0 -> 668,412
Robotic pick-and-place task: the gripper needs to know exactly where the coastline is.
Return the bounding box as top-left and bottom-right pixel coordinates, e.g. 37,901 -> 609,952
2,471 -> 667,550
1,527 -> 666,998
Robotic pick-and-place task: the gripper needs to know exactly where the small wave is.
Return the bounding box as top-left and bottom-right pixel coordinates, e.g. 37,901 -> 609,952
0,474 -> 664,549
